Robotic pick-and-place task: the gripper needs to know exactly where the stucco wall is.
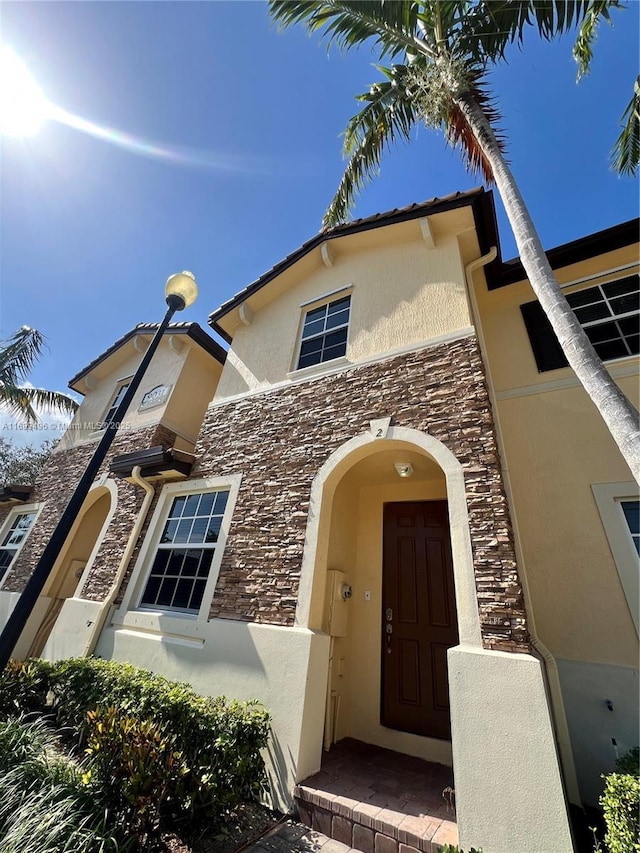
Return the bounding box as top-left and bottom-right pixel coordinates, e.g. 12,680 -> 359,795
214,228 -> 472,400
471,244 -> 639,805
472,247 -> 639,662
59,337 -> 222,452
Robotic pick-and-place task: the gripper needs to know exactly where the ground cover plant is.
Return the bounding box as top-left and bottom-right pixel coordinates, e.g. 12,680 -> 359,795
0,658 -> 270,851
594,747 -> 640,853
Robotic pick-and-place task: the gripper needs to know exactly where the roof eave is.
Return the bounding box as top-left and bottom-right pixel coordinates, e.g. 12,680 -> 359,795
208,187 -> 495,340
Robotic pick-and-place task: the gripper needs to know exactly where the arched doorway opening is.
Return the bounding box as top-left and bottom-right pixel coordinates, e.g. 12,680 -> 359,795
27,484 -> 115,657
299,428 -> 479,766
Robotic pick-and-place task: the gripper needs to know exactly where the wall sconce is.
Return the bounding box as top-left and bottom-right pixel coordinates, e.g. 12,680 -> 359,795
394,462 -> 414,478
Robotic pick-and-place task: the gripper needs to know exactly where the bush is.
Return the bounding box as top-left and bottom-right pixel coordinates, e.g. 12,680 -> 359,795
615,746 -> 639,778
600,771 -> 640,853
0,658 -> 270,836
0,716 -> 122,853
83,706 -> 191,844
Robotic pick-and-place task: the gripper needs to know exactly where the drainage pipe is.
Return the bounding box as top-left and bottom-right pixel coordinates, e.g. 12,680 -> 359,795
464,246 -> 581,805
83,465 -> 155,657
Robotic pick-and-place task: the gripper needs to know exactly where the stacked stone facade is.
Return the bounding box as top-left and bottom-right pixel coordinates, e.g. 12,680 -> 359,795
0,423 -> 175,600
190,334 -> 530,654
2,334 -> 530,654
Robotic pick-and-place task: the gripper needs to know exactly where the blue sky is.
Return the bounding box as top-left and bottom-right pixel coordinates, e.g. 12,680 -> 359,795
1,0 -> 638,442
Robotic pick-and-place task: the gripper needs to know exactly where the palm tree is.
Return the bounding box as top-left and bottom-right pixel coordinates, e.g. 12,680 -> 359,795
269,0 -> 640,482
0,326 -> 78,425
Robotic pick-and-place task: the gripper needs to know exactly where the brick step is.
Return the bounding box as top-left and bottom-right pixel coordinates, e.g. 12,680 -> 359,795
294,783 -> 458,853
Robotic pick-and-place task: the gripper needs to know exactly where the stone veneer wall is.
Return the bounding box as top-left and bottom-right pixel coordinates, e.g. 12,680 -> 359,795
0,423 -> 176,601
191,334 -> 530,654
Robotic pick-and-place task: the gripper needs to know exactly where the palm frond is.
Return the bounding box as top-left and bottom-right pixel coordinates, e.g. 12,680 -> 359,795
611,76 -> 640,176
0,327 -> 47,386
270,0 -> 431,60
459,0 -> 621,62
21,388 -> 78,417
0,326 -> 79,425
323,69 -> 419,227
0,383 -> 39,425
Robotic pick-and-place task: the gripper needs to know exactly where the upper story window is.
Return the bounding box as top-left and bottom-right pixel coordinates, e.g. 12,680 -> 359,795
0,509 -> 37,580
101,381 -> 131,428
521,273 -> 639,372
297,294 -> 351,370
140,489 -> 229,614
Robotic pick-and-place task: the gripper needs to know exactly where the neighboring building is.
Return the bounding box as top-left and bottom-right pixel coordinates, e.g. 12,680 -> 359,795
0,188 -> 637,853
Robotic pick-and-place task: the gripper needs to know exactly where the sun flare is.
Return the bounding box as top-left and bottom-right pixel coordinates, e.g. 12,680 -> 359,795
0,46 -> 50,137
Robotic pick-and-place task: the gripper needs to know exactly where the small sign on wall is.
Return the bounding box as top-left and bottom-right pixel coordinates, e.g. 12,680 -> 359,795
139,384 -> 171,412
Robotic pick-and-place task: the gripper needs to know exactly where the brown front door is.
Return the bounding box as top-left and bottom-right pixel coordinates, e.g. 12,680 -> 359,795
382,500 -> 458,739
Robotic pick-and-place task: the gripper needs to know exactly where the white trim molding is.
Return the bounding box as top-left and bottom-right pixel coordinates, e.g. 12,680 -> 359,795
0,502 -> 43,589
114,474 -> 242,635
294,425 -> 482,647
592,481 -> 640,634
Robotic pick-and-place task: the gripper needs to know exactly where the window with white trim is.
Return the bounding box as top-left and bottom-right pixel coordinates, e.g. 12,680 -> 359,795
297,294 -> 351,370
0,510 -> 37,580
139,490 -> 229,613
101,381 -> 131,428
521,273 -> 639,372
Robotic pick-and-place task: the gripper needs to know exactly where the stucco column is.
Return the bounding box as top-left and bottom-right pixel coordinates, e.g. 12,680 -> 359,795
448,645 -> 573,853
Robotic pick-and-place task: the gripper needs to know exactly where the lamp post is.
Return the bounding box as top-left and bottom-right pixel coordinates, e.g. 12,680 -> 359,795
0,272 -> 198,670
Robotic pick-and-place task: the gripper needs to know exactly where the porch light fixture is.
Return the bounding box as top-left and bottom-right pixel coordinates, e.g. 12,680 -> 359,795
0,272 -> 198,669
394,462 -> 414,478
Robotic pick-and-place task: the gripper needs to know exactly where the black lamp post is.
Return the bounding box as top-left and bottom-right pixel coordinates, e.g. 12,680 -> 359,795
0,272 -> 199,670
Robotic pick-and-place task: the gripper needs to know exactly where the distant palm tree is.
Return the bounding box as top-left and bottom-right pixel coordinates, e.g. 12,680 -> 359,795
0,326 -> 78,425
270,0 -> 639,481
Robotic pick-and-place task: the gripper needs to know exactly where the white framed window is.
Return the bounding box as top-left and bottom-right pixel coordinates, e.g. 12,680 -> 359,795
592,482 -> 640,634
119,475 -> 240,622
296,292 -> 351,370
0,507 -> 39,584
101,379 -> 131,429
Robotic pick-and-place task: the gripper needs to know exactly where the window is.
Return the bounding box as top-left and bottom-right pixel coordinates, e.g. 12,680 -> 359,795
621,500 -> 640,556
0,510 -> 37,580
101,381 -> 131,428
139,490 -> 229,614
521,273 -> 639,372
297,294 -> 351,370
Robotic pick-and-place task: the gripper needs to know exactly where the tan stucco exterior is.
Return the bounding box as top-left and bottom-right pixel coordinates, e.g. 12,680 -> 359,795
58,333 -> 223,453
215,211 -> 478,400
471,243 -> 639,804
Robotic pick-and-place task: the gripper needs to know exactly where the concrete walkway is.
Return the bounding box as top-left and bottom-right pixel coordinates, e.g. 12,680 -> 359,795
244,819 -> 362,853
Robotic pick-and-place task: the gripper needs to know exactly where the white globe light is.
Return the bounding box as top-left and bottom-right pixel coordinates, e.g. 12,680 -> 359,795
0,46 -> 50,137
165,271 -> 198,309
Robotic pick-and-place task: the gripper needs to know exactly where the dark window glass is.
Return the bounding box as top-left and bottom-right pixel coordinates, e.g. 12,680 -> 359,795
621,500 -> 640,556
140,492 -> 228,613
522,274 -> 639,372
297,294 -> 351,369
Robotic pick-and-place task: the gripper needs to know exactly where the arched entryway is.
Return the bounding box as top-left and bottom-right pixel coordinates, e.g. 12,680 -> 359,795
297,426 -> 480,766
27,482 -> 116,657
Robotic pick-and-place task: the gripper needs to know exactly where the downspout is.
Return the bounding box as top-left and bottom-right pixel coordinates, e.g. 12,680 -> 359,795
464,247 -> 582,806
83,465 -> 155,657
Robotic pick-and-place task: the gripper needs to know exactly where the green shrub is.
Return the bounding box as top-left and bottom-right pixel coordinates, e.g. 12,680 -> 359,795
0,716 -> 122,853
83,706 -> 190,843
0,658 -> 270,832
600,772 -> 640,853
615,746 -> 639,777
438,846 -> 483,853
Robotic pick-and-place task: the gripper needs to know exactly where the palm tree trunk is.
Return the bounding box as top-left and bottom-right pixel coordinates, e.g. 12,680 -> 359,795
457,91 -> 640,483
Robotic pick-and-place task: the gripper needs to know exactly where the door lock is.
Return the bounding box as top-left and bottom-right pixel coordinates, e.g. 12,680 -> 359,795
385,608 -> 393,621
